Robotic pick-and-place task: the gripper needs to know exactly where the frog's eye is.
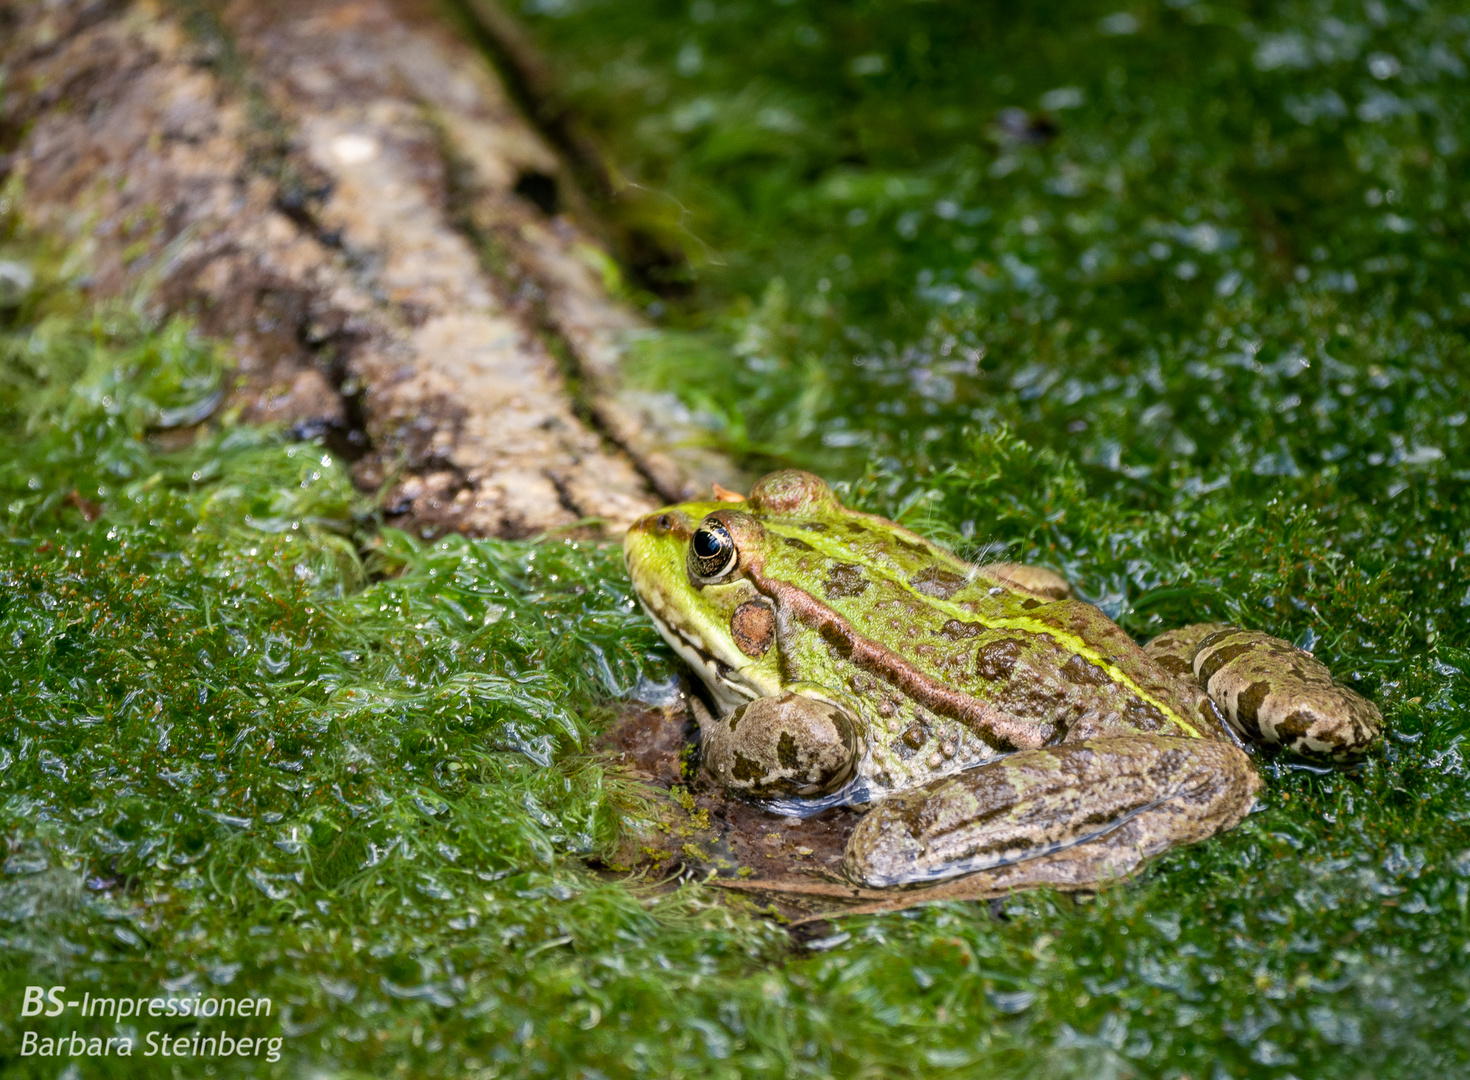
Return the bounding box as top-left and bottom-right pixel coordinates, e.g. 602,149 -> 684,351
688,520 -> 738,583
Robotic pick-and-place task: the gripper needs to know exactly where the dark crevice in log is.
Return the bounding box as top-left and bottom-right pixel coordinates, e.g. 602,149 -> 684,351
446,0 -> 694,299
148,1 -> 382,466
512,169 -> 559,217
430,118 -> 698,508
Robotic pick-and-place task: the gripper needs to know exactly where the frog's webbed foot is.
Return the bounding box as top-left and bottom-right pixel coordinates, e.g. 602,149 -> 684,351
1145,623 -> 1381,759
700,692 -> 861,798
845,735 -> 1257,889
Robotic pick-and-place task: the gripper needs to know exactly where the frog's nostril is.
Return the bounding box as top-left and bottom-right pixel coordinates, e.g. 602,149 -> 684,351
658,514 -> 673,530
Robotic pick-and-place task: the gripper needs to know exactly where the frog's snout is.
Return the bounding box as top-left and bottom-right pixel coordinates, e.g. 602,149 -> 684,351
626,508 -> 693,544
624,509 -> 688,570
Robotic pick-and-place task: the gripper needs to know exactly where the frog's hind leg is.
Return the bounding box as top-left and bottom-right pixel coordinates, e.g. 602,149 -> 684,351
1145,624 -> 1381,759
844,736 -> 1258,889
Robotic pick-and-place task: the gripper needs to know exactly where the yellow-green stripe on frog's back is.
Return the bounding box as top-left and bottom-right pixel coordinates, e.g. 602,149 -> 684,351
759,519 -> 1203,740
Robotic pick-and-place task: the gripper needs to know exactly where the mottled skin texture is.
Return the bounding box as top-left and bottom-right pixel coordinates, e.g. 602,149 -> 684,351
1147,624 -> 1381,759
624,470 -> 1383,889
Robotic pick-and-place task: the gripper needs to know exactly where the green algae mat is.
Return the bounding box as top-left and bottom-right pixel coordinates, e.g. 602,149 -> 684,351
4,0 -> 1470,1075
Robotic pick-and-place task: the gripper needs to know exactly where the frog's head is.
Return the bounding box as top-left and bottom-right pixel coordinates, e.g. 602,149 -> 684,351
623,470 -> 842,710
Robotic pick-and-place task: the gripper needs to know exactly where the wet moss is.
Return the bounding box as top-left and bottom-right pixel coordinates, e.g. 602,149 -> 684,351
521,0 -> 1470,488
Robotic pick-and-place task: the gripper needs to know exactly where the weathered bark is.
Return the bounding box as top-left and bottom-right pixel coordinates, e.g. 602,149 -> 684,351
1,0 -> 730,538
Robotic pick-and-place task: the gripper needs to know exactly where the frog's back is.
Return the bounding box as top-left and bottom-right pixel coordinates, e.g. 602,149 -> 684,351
754,511 -> 1219,751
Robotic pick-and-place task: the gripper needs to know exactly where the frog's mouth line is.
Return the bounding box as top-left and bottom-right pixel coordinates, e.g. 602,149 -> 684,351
635,596 -> 760,713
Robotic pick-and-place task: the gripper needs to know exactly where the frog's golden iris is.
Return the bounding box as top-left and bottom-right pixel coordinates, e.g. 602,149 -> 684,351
625,470 -> 1382,890
688,520 -> 737,582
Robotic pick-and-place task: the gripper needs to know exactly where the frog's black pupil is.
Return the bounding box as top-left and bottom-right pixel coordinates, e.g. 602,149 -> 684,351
689,520 -> 736,580
694,530 -> 722,558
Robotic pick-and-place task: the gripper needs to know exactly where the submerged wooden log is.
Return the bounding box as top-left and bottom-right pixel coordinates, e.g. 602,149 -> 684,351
0,0 -> 729,538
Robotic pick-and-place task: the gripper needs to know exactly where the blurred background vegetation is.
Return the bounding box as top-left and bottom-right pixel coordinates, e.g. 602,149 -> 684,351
512,0 -> 1469,489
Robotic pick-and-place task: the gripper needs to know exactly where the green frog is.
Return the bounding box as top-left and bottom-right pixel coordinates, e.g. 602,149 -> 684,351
623,470 -> 1382,890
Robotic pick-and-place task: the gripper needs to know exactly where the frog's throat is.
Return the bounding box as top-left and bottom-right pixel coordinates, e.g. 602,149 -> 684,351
744,544 -> 1203,744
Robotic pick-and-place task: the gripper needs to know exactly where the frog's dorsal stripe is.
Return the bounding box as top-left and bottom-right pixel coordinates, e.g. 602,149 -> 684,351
746,566 -> 1057,751
762,522 -> 1203,740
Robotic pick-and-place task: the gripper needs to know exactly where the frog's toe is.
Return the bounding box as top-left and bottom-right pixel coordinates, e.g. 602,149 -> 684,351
1193,629 -> 1382,759
701,693 -> 860,798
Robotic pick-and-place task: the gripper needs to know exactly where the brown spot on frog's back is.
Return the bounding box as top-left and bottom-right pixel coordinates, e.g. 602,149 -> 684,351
1197,641 -> 1254,683
825,562 -> 870,598
1061,654 -> 1110,686
1153,654 -> 1195,678
910,566 -> 966,599
976,638 -> 1025,680
730,600 -> 776,657
783,536 -> 815,552
820,623 -> 855,660
1235,680 -> 1272,730
1068,608 -> 1097,634
1121,695 -> 1171,731
731,752 -> 769,783
938,618 -> 982,640
1274,709 -> 1315,744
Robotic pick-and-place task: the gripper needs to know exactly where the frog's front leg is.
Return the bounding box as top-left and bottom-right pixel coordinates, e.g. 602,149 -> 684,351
1145,624 -> 1381,759
845,735 -> 1258,888
699,692 -> 861,798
